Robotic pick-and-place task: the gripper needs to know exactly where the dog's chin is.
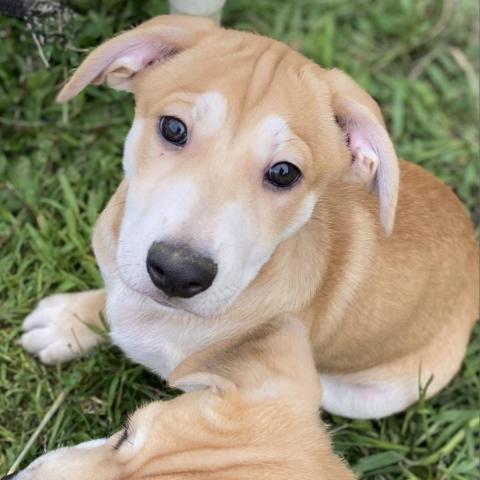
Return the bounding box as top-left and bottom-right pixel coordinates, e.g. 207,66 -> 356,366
147,293 -> 234,318
117,273 -> 234,318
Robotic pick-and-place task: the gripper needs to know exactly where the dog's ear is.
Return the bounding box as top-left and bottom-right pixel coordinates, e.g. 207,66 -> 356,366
56,15 -> 217,102
312,68 -> 399,235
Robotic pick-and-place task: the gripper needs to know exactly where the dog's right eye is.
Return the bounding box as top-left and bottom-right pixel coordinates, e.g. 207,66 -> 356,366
158,116 -> 188,146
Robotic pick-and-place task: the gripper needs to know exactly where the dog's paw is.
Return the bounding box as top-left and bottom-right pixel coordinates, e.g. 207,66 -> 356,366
20,291 -> 105,365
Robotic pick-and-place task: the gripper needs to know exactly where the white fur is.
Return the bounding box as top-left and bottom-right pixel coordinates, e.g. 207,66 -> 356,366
109,195 -> 279,376
253,116 -> 315,240
18,439 -> 106,480
111,108 -> 316,314
76,438 -> 107,449
106,109 -> 318,374
116,175 -> 272,318
205,201 -> 274,313
22,100 -> 320,387
116,177 -> 200,301
281,193 -> 316,241
107,279 -> 244,377
320,374 -> 416,419
192,91 -> 227,136
254,115 -> 291,160
20,292 -> 103,365
123,118 -> 144,178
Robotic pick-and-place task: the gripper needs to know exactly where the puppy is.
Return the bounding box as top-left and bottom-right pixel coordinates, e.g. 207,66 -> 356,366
20,15 -> 478,419
10,317 -> 355,480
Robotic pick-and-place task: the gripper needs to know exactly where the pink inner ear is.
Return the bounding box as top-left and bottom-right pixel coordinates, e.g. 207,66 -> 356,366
347,124 -> 380,188
57,30 -> 183,102
340,111 -> 399,236
91,42 -> 176,84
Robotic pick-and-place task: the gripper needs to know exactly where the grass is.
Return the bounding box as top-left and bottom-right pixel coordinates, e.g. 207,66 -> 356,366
0,0 -> 478,478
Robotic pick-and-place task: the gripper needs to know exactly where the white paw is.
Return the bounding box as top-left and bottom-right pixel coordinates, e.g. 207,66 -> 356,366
21,292 -> 105,365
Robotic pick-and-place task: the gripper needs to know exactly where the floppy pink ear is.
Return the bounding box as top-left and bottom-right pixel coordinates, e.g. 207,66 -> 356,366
323,69 -> 400,236
56,15 -> 217,102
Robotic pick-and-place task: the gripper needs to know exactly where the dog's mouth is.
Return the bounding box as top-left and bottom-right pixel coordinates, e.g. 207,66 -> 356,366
147,294 -> 184,311
116,268 -> 209,316
114,254 -> 243,318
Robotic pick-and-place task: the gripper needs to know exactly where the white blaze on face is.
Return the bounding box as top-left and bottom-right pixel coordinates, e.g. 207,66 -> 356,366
213,201 -> 254,269
123,118 -> 144,178
133,177 -> 200,237
117,177 -> 200,295
254,115 -> 316,240
118,93 -> 227,251
254,115 -> 292,161
193,91 -> 227,136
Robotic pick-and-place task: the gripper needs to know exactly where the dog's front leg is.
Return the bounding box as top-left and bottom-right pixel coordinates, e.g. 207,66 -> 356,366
20,289 -> 106,365
20,181 -> 126,365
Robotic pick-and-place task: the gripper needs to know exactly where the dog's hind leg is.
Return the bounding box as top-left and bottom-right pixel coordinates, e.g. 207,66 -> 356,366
319,307 -> 474,419
20,289 -> 106,365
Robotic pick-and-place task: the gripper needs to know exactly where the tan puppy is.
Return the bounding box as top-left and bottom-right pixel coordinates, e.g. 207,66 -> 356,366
20,16 -> 478,419
12,317 -> 354,480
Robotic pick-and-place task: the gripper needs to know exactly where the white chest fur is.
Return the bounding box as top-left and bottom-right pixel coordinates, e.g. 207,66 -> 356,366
105,279 -> 233,379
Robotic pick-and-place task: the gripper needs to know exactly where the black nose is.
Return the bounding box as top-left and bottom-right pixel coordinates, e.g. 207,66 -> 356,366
2,474 -> 17,480
146,242 -> 217,298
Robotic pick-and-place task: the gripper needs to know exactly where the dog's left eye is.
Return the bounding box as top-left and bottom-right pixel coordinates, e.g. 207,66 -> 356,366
159,116 -> 188,146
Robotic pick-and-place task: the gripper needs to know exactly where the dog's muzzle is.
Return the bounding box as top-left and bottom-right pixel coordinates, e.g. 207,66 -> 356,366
146,242 -> 217,298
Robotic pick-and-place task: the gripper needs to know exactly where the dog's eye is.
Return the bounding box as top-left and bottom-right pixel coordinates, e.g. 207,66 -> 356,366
265,162 -> 302,188
159,116 -> 188,146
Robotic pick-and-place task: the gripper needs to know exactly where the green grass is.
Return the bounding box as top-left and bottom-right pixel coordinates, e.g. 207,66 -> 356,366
0,0 -> 479,478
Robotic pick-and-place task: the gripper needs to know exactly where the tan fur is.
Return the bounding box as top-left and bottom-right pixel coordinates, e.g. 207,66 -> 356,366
17,14 -> 478,478
16,318 -> 354,480
92,161 -> 477,391
74,18 -> 479,402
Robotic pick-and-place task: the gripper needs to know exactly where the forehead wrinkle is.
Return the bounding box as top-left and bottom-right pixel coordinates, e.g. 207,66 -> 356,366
224,42 -> 292,133
242,45 -> 291,113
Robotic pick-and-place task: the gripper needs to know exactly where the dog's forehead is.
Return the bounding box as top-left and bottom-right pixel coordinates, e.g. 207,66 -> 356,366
192,93 -> 292,147
133,29 -> 337,166
135,30 -> 316,115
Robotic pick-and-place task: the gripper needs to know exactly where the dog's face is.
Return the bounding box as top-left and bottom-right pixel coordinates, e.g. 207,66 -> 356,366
58,16 -> 398,317
115,46 -> 346,317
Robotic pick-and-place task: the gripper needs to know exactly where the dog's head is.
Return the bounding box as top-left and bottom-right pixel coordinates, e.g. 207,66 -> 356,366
59,15 -> 398,317
8,317 -> 354,480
